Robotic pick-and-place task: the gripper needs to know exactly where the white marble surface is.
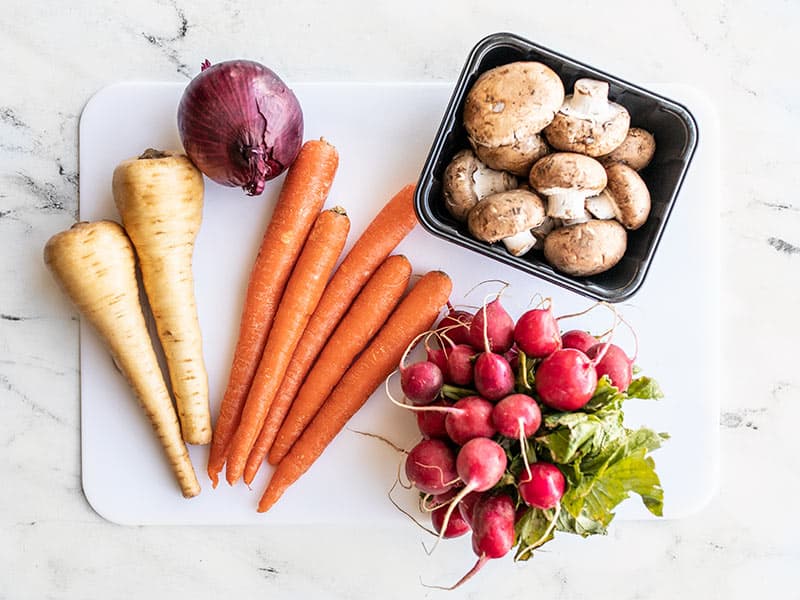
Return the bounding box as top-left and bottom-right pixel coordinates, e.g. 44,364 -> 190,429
1,0 -> 797,598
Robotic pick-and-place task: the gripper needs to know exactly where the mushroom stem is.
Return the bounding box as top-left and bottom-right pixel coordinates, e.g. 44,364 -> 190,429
560,211 -> 591,227
501,229 -> 537,257
546,191 -> 588,220
564,79 -> 614,120
585,190 -> 618,220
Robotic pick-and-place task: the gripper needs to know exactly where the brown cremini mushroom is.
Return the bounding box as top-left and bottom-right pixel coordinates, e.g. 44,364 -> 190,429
528,152 -> 607,221
585,163 -> 651,230
598,128 -> 656,171
543,219 -> 627,276
544,78 -> 630,157
467,189 -> 546,257
463,61 -> 564,153
442,149 -> 517,222
471,133 -> 550,177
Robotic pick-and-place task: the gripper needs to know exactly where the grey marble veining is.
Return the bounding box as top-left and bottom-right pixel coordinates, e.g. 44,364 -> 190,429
2,0 -> 799,598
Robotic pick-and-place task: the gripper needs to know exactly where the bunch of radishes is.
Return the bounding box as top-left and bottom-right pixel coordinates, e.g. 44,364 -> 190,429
392,294 -> 640,589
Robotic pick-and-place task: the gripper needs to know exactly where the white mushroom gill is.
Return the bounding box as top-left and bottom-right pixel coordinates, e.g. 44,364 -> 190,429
501,229 -> 537,256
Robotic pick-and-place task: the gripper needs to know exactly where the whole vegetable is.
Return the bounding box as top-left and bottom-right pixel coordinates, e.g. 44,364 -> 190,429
178,59 -> 303,196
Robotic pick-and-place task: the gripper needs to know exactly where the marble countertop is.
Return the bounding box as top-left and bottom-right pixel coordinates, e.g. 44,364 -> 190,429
2,0 -> 797,597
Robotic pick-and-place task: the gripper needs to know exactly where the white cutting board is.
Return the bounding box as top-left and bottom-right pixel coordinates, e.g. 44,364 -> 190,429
78,82 -> 719,525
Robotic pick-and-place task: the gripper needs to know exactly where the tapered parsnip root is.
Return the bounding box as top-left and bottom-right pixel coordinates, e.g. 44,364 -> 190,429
113,149 -> 210,445
44,221 -> 200,498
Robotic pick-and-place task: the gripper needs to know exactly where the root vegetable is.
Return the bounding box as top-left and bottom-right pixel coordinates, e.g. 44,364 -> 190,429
439,307 -> 473,347
561,329 -> 597,353
473,352 -> 514,401
518,462 -> 565,509
431,490 -> 471,538
514,306 -> 562,358
258,270 -> 452,512
253,185 -> 418,468
445,396 -> 496,446
446,344 -> 476,386
401,361 -> 444,406
112,149 -> 210,445
225,208 -> 350,485
417,399 -> 451,440
492,393 -> 541,438
44,221 -> 200,498
405,439 -> 458,495
261,254 -> 411,471
535,348 -> 598,411
208,138 -> 338,487
586,342 -> 634,392
469,297 -> 514,354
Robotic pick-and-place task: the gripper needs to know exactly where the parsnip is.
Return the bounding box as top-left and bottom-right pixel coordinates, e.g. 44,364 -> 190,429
113,150 -> 210,445
44,221 -> 200,498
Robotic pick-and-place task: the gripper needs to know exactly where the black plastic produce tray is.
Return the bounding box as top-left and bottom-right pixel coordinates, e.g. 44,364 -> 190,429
414,32 -> 698,302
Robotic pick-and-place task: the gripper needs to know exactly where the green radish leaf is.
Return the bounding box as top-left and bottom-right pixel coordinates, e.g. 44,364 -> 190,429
514,507 -> 557,560
627,376 -> 665,400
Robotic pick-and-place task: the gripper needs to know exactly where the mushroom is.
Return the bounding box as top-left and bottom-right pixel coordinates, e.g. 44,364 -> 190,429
531,215 -> 557,249
467,189 -> 546,257
543,220 -> 627,276
442,149 -> 517,222
598,128 -> 656,171
560,210 -> 592,227
585,163 -> 651,229
463,61 -> 564,160
543,78 -> 630,157
528,152 -> 607,221
471,133 -> 550,177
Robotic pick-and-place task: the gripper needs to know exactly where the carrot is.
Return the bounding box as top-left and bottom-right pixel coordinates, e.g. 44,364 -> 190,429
207,139 -> 338,487
225,207 -> 351,485
257,270 -> 452,512
44,221 -> 200,498
249,184 -> 417,465
113,149 -> 210,445
244,254 -> 412,482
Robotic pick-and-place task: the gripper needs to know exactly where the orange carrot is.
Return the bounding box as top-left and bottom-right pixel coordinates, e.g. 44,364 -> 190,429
243,254 -> 412,482
257,270 -> 452,512
248,184 -> 417,466
225,207 -> 350,485
207,139 -> 338,487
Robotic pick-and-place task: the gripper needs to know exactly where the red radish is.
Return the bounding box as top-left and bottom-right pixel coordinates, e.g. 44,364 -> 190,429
440,493 -> 515,590
439,307 -> 473,346
586,342 -> 633,392
561,329 -> 597,353
514,307 -> 561,358
416,399 -> 450,440
458,490 -> 484,527
430,438 -> 508,557
405,439 -> 458,495
445,396 -> 495,446
535,348 -> 597,411
492,393 -> 541,438
446,344 -> 475,386
469,297 -> 514,353
473,352 -> 514,401
426,346 -> 449,376
400,360 -> 443,405
431,493 -> 471,539
519,462 -> 565,509
472,494 -> 515,558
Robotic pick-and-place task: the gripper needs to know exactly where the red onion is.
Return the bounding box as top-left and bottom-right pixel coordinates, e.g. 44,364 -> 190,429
177,59 -> 303,196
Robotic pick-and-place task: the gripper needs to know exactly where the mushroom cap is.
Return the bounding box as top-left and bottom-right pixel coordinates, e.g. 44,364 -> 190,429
467,189 -> 546,243
604,163 -> 651,230
543,79 -> 630,157
442,149 -> 517,222
543,219 -> 627,276
598,128 -> 656,171
471,133 -> 550,176
528,152 -> 607,196
463,62 -> 565,148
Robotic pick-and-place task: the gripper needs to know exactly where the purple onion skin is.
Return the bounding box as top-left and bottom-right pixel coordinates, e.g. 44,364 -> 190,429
178,59 -> 304,196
